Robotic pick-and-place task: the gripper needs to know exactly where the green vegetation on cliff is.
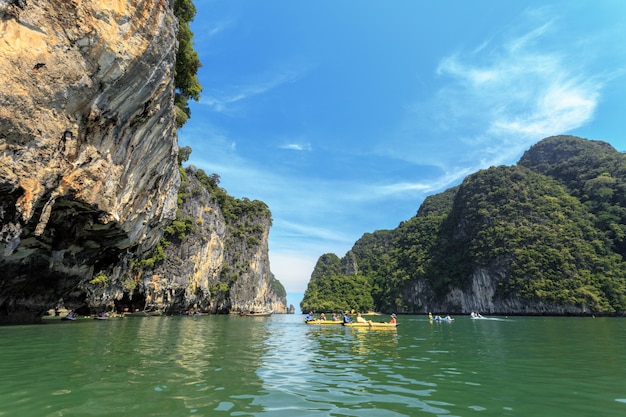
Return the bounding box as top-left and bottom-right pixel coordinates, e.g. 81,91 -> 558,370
135,147 -> 271,278
518,136 -> 626,258
128,147 -> 283,313
301,136 -> 626,315
270,275 -> 287,299
173,0 -> 202,127
431,165 -> 625,310
300,254 -> 374,313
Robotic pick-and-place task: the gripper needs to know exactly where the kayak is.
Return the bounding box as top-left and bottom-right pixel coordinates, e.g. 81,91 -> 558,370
343,322 -> 398,329
305,320 -> 343,325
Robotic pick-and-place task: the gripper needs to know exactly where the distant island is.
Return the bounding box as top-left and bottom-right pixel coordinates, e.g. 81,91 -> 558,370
302,135 -> 626,316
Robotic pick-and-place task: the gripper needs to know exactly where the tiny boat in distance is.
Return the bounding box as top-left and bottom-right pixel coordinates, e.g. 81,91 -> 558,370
61,312 -> 77,321
125,310 -> 163,317
240,310 -> 273,317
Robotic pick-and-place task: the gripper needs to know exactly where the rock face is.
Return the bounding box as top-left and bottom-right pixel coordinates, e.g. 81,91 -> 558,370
404,268 -> 590,315
117,167 -> 287,315
0,0 -> 180,322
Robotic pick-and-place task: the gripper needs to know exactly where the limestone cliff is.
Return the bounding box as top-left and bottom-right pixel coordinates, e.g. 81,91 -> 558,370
0,1 -> 287,322
109,166 -> 287,315
403,268 -> 595,315
0,0 -> 180,322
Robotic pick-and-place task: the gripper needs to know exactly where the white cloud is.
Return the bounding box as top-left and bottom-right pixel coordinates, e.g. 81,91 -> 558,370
193,17 -> 234,44
269,251 -> 317,294
279,143 -> 312,151
207,20 -> 232,38
373,166 -> 475,198
277,220 -> 352,245
200,68 -> 305,112
507,20 -> 554,54
448,23 -> 599,140
394,13 -> 604,175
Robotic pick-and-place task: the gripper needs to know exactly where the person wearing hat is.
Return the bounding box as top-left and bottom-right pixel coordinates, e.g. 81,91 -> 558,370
389,313 -> 397,324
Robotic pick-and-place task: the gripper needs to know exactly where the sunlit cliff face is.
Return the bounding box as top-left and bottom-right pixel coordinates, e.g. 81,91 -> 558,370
0,0 -> 180,322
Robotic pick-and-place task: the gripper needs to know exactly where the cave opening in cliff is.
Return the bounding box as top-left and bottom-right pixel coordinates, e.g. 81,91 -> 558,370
115,292 -> 146,313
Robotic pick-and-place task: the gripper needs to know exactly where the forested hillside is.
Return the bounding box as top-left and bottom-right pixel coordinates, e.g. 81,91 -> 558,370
301,136 -> 626,315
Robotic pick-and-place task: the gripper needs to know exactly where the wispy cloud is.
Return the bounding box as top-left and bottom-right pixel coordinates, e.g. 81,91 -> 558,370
279,143 -> 312,151
207,20 -> 232,38
372,167 -> 476,198
277,220 -> 352,244
200,68 -> 306,112
192,16 -> 235,45
441,15 -> 601,141
388,8 -> 605,186
269,251 -> 317,293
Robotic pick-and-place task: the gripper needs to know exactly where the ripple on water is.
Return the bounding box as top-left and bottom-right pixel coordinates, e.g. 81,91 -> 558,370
214,401 -> 235,411
3,315 -> 626,416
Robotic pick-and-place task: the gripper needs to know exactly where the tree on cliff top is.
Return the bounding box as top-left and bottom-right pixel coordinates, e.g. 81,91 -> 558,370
174,0 -> 202,127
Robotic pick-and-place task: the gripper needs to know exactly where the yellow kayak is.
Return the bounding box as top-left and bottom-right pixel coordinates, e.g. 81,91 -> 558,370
343,322 -> 398,329
305,319 -> 343,325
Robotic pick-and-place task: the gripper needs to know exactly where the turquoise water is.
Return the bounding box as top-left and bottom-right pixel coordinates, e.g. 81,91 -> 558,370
1,315 -> 625,416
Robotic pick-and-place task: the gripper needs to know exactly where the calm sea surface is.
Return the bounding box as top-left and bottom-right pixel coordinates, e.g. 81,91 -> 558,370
0,314 -> 624,416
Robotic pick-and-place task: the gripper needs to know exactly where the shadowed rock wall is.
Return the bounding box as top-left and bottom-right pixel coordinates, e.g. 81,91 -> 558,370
0,0 -> 180,322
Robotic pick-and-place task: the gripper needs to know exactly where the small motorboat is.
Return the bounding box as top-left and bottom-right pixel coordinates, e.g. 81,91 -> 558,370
240,310 -> 272,317
124,310 -> 163,317
93,312 -> 110,320
61,312 -> 77,321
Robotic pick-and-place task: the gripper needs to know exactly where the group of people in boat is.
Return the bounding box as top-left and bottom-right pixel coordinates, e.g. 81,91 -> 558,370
428,312 -> 454,321
305,311 -> 342,321
343,312 -> 397,325
345,312 -> 397,324
305,311 -> 397,324
306,310 -> 488,323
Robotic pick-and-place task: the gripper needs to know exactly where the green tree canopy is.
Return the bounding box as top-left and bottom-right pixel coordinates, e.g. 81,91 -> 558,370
303,136 -> 626,315
173,0 -> 202,127
301,254 -> 374,313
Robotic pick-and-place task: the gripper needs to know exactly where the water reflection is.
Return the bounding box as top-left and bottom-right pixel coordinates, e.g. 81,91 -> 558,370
0,316 -> 274,416
164,315 -> 270,414
254,316 -> 446,416
3,315 -> 626,416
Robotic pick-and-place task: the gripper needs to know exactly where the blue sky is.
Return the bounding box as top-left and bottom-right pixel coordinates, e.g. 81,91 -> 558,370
179,0 -> 626,302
